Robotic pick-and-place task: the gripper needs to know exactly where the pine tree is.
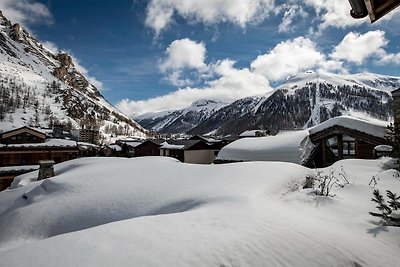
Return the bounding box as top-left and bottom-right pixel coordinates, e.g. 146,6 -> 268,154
369,189 -> 400,226
385,123 -> 400,170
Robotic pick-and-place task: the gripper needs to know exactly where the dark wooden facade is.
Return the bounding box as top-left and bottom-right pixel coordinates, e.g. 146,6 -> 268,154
309,125 -> 387,167
135,140 -> 164,157
392,88 -> 400,125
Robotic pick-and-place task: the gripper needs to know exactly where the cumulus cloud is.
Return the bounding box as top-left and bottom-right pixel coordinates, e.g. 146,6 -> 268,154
277,5 -> 308,33
302,0 -> 365,30
117,59 -> 271,115
331,31 -> 388,65
159,38 -> 207,72
145,0 -> 275,36
0,0 -> 53,27
251,37 -> 326,81
159,38 -> 207,87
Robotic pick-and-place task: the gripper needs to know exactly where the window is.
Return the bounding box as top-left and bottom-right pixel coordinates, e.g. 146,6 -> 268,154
342,135 -> 356,158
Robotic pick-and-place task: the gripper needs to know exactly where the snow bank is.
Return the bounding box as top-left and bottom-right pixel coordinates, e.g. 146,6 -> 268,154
217,130 -> 314,164
0,157 -> 399,266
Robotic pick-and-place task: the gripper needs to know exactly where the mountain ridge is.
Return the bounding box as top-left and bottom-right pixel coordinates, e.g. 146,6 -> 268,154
136,71 -> 400,136
0,11 -> 147,141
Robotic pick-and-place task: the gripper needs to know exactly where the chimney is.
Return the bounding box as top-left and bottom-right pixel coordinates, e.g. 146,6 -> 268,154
392,88 -> 400,125
38,160 -> 55,180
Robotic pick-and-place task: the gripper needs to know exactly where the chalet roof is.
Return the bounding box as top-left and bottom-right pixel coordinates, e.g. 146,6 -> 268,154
239,129 -> 268,137
309,116 -> 387,140
392,88 -> 400,96
161,139 -> 202,150
0,126 -> 47,139
189,135 -> 221,143
0,165 -> 39,175
0,139 -> 78,149
117,140 -> 143,148
107,144 -> 122,152
217,130 -> 314,165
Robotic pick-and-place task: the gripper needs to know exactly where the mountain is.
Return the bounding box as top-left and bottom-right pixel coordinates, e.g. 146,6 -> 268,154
0,11 -> 147,140
137,72 -> 400,136
135,99 -> 227,133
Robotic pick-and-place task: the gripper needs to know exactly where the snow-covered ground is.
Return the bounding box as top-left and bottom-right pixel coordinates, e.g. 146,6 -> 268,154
0,157 -> 399,266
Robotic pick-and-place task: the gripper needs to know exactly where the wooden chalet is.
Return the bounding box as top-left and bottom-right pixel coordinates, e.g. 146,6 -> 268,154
216,116 -> 389,167
135,139 -> 165,157
0,126 -> 79,191
308,120 -> 387,167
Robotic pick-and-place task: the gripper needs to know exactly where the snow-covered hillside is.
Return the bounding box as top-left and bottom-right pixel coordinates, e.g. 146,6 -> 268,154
0,11 -> 147,139
0,157 -> 399,266
137,71 -> 400,136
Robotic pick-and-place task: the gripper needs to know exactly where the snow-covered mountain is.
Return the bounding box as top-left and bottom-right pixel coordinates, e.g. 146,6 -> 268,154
137,71 -> 400,136
135,99 -> 227,133
0,11 -> 147,139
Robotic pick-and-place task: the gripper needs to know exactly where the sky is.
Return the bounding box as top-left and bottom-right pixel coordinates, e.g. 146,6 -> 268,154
0,0 -> 400,116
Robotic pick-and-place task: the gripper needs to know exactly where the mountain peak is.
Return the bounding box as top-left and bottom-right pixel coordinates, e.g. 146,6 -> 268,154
0,13 -> 147,140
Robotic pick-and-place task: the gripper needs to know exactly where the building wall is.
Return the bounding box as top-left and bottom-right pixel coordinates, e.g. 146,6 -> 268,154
0,150 -> 78,166
184,150 -> 217,164
392,90 -> 400,125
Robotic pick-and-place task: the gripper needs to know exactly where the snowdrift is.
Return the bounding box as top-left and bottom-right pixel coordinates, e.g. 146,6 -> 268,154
0,157 -> 399,266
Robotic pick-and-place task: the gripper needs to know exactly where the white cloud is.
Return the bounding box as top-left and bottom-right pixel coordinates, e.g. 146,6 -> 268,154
0,0 -> 52,27
302,0 -> 366,30
331,31 -> 388,65
145,0 -> 275,36
277,5 -> 308,33
159,38 -> 208,87
42,41 -> 59,54
159,38 -> 207,72
117,59 -> 271,115
251,37 -> 325,81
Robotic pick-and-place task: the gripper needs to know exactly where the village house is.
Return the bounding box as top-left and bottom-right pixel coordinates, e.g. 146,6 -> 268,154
0,126 -> 79,190
215,116 -> 389,167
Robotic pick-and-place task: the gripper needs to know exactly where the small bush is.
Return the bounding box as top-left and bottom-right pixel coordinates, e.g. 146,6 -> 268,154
369,189 -> 400,227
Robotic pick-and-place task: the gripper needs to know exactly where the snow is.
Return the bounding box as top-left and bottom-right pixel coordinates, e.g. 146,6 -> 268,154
0,165 -> 38,173
160,141 -> 185,150
309,116 -> 387,138
107,144 -> 122,151
374,145 -> 393,152
217,130 -> 313,164
3,139 -> 77,148
0,157 -> 399,266
218,116 -> 388,164
239,129 -> 267,137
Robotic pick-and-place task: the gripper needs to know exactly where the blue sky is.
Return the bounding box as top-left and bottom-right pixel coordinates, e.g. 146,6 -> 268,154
1,0 -> 399,115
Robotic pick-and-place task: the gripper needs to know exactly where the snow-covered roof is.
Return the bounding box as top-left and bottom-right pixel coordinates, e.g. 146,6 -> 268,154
239,130 -> 268,137
2,139 -> 78,149
374,145 -> 393,152
118,141 -> 143,148
217,130 -> 314,164
309,116 -> 387,139
77,141 -> 99,148
217,116 -> 388,164
0,165 -> 38,174
160,142 -> 185,150
107,144 -> 122,151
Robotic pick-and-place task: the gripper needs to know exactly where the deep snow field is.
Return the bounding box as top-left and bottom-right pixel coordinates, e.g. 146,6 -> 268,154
0,157 -> 399,267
